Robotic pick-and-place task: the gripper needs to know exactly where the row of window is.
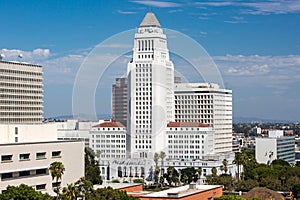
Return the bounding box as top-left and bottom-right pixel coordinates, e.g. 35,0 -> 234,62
0,82 -> 42,88
0,100 -> 42,105
169,145 -> 205,149
0,94 -> 42,99
0,68 -> 42,76
91,140 -> 125,144
0,107 -> 42,111
1,168 -> 48,180
91,134 -> 125,138
1,151 -> 61,162
0,75 -> 42,83
175,95 -> 213,99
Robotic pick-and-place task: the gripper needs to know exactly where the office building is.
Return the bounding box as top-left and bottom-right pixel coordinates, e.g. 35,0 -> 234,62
0,61 -> 43,124
57,119 -> 99,146
174,83 -> 233,154
112,78 -> 128,126
256,130 -> 295,165
0,59 -> 85,194
89,121 -> 126,159
166,122 -> 214,160
0,140 -> 84,195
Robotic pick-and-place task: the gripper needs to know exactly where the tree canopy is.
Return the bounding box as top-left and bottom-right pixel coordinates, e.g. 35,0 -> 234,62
85,147 -> 103,185
0,184 -> 51,200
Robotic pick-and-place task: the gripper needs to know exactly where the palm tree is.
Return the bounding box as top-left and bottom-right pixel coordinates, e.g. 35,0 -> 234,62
62,183 -> 78,200
197,167 -> 202,184
159,151 -> 166,175
211,167 -> 217,177
154,152 -> 159,169
233,152 -> 242,180
49,161 -> 65,196
220,159 -> 228,174
153,153 -> 159,182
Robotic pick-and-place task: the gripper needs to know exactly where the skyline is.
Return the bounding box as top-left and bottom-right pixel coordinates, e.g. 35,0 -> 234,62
0,0 -> 300,121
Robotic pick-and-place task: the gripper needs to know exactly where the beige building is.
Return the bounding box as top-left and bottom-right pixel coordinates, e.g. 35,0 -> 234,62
0,140 -> 84,195
0,61 -> 43,124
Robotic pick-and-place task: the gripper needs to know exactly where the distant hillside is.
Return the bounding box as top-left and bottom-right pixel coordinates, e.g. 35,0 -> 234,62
47,114 -> 112,121
233,116 -> 299,124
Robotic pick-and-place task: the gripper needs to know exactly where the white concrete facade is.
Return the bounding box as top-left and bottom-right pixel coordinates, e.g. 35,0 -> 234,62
256,136 -> 295,165
174,83 -> 233,154
166,125 -> 214,160
89,121 -> 127,159
127,12 -> 174,159
0,141 -> 84,195
57,119 -> 99,146
0,61 -> 43,124
0,123 -> 57,144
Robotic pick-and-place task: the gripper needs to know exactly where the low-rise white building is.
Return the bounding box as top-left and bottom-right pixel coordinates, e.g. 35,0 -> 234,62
0,140 -> 84,195
0,123 -> 57,144
256,133 -> 295,165
57,119 -> 99,146
89,121 -> 127,159
166,122 -> 214,160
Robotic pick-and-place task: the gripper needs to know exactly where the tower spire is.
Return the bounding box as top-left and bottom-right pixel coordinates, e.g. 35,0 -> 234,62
139,11 -> 161,28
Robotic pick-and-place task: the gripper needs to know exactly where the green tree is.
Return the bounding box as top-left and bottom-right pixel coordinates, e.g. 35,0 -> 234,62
164,166 -> 180,186
214,195 -> 244,200
61,183 -> 78,200
0,184 -> 51,200
154,167 -> 160,184
212,167 -> 217,177
233,152 -> 242,180
85,187 -> 137,200
153,152 -> 159,168
159,176 -> 165,188
159,151 -> 166,175
220,159 -> 228,174
85,147 -> 102,184
180,167 -> 198,184
197,167 -> 202,183
49,161 -> 65,196
153,152 -> 160,182
292,183 -> 300,200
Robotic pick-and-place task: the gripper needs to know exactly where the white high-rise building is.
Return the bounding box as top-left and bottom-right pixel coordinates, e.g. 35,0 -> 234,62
174,83 -> 233,154
127,12 -> 174,159
0,61 -> 43,124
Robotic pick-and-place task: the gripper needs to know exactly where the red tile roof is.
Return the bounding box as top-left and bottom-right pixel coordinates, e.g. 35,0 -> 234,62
167,122 -> 209,127
93,121 -> 125,127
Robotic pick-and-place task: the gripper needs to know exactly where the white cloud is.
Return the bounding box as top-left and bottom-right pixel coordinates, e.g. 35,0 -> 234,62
132,0 -> 181,8
1,48 -> 50,60
195,1 -> 300,15
214,54 -> 300,94
117,10 -> 137,15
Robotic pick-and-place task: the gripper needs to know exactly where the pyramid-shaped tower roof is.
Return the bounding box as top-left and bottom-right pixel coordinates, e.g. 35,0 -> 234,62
139,11 -> 161,28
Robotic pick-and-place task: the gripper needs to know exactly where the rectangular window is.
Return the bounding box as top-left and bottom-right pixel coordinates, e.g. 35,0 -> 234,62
15,127 -> 18,135
1,173 -> 13,180
36,168 -> 47,175
19,153 -> 30,160
52,151 -> 61,157
36,184 -> 46,190
1,155 -> 12,162
19,170 -> 30,177
52,182 -> 61,188
36,152 -> 46,159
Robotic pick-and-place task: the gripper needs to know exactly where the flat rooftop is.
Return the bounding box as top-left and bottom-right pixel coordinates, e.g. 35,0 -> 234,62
141,184 -> 222,198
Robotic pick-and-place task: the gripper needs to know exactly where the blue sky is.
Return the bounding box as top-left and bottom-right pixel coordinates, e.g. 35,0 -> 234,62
1,0 -> 300,121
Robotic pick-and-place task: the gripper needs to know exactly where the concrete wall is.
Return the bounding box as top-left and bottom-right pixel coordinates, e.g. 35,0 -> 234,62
0,123 -> 57,144
0,141 -> 84,195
